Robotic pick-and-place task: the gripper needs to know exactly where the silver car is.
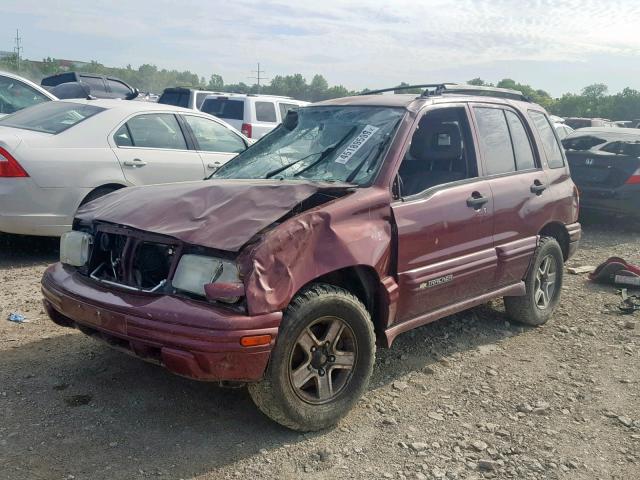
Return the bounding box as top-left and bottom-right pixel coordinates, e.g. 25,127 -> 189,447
0,99 -> 250,236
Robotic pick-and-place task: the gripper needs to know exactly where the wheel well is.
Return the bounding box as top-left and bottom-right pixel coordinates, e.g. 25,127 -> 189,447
80,183 -> 125,206
307,266 -> 386,344
539,222 -> 570,261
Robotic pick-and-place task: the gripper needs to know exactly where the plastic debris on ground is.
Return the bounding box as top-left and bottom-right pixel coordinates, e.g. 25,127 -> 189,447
590,257 -> 640,288
7,313 -> 28,323
567,265 -> 595,275
619,289 -> 640,315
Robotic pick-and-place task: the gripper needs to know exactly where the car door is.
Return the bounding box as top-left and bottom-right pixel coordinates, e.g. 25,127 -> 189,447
470,105 -> 549,288
391,104 -> 496,324
111,112 -> 205,185
181,114 -> 247,173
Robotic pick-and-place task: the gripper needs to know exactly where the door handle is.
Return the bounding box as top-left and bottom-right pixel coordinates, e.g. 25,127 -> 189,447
207,162 -> 221,169
123,158 -> 147,167
530,180 -> 547,195
466,192 -> 489,209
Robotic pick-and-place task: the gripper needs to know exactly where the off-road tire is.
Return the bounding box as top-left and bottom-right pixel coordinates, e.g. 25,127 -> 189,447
248,283 -> 376,431
504,236 -> 564,326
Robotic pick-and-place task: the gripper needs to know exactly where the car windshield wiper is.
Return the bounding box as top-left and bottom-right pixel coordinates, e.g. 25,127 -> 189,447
264,127 -> 357,179
292,127 -> 358,178
345,133 -> 391,184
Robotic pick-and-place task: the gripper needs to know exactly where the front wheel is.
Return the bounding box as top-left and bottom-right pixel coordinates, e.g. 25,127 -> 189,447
504,236 -> 564,326
248,284 -> 375,431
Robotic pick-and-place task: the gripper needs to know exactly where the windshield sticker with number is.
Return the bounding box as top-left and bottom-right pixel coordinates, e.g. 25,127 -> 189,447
334,125 -> 380,164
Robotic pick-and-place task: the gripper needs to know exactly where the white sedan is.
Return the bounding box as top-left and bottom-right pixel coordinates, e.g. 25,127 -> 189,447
0,99 -> 250,236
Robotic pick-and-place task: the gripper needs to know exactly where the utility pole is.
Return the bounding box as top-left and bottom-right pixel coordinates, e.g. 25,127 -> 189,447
248,62 -> 268,92
13,29 -> 22,71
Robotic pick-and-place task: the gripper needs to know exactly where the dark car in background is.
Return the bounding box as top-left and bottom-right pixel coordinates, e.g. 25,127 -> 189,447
564,117 -> 615,129
563,128 -> 640,217
41,72 -> 138,100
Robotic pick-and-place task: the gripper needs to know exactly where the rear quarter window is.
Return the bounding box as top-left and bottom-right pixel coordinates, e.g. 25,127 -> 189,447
201,98 -> 245,120
255,101 -> 277,123
528,111 -> 564,168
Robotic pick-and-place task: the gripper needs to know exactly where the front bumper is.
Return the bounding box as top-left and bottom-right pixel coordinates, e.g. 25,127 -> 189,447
41,263 -> 281,382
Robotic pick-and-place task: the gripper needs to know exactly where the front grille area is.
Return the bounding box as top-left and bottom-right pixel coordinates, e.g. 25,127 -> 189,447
86,225 -> 179,292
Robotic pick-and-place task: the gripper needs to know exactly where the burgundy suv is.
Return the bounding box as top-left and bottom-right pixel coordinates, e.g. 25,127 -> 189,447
42,84 -> 581,431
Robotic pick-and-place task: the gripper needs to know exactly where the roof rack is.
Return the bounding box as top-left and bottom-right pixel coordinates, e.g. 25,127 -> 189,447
360,83 -> 530,102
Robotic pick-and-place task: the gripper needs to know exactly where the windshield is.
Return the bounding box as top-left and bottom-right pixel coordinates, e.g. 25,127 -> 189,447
213,106 -> 404,185
0,101 -> 105,134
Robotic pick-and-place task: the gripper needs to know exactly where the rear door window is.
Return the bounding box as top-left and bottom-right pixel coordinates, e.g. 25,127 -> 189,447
183,115 -> 246,153
505,111 -> 536,170
600,141 -> 640,157
474,107 -> 516,175
80,76 -> 107,94
107,79 -> 132,97
255,101 -> 277,123
114,124 -> 133,146
528,111 -> 564,168
125,113 -> 187,150
201,98 -> 245,120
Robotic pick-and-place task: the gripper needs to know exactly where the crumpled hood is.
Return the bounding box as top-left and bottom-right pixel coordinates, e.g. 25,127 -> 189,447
76,179 -> 351,251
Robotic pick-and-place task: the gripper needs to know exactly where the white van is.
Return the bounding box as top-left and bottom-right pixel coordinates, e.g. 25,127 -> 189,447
200,94 -> 309,139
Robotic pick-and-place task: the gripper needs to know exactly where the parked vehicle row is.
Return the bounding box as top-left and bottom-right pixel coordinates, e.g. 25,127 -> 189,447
41,83 -> 581,431
0,99 -> 249,236
157,87 -> 309,139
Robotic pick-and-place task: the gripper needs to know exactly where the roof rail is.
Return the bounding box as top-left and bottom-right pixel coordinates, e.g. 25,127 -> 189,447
434,84 -> 530,102
359,83 -> 454,96
360,83 -> 530,102
245,93 -> 293,99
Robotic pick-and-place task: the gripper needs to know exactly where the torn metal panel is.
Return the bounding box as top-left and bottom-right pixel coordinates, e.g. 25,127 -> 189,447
239,187 -> 394,315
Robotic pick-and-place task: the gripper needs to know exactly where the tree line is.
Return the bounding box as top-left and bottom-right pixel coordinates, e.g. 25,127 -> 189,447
2,55 -> 639,121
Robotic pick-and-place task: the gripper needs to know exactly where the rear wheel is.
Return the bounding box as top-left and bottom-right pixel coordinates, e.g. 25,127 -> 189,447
504,236 -> 563,326
248,284 -> 375,431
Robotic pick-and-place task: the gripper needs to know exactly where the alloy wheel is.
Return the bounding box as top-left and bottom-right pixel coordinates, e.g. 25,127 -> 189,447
288,316 -> 357,404
534,254 -> 558,310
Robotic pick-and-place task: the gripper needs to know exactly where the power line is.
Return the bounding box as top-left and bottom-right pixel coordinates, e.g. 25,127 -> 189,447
248,62 -> 269,92
13,29 -> 22,71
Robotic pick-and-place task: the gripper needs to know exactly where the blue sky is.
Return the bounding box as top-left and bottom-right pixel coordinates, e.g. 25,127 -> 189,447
2,0 -> 640,96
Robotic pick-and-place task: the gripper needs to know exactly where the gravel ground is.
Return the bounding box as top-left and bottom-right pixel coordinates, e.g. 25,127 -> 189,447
1,217 -> 639,480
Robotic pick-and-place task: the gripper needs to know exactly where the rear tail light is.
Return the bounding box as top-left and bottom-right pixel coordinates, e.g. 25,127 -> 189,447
625,168 -> 640,185
241,123 -> 252,138
0,147 -> 29,177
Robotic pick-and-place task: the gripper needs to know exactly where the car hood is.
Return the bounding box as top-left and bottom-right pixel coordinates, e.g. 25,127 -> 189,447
76,179 -> 353,252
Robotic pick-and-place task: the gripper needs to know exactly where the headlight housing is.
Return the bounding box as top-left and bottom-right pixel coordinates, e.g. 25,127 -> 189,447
172,254 -> 242,303
60,231 -> 93,267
